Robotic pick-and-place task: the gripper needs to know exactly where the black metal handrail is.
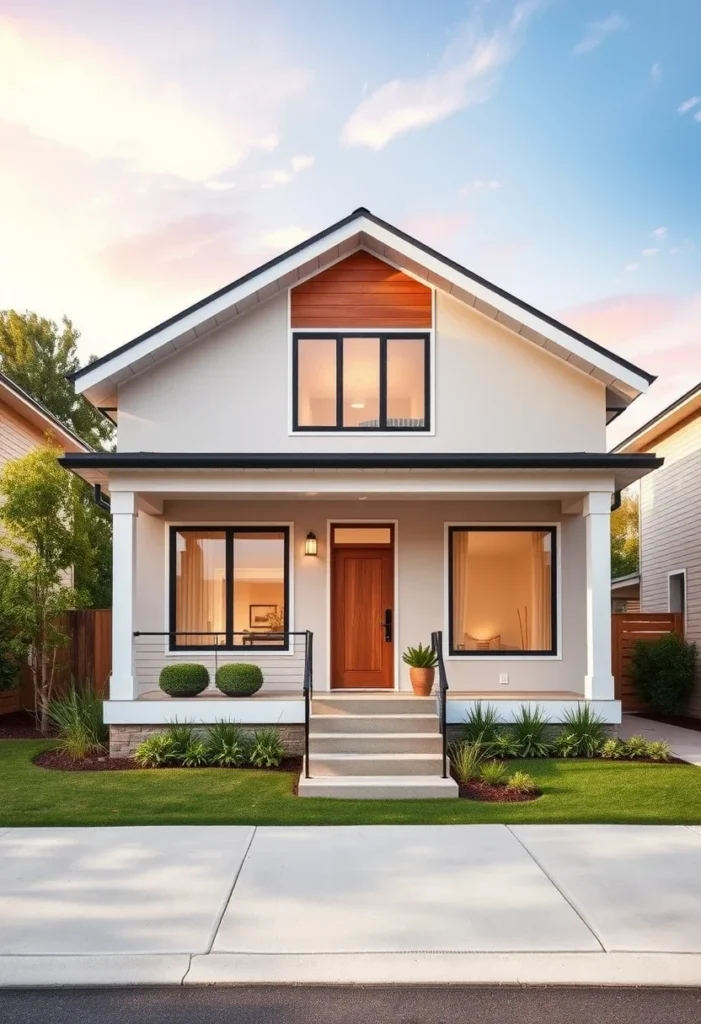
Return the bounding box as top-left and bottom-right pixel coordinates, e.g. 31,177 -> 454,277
303,630 -> 313,778
431,630 -> 449,779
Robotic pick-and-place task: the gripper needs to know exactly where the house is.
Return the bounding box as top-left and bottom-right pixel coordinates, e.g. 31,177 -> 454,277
611,572 -> 640,613
60,207 -> 661,797
614,382 -> 701,716
0,369 -> 89,474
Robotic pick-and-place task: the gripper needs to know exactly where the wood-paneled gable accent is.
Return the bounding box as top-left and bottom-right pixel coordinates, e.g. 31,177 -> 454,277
290,250 -> 432,328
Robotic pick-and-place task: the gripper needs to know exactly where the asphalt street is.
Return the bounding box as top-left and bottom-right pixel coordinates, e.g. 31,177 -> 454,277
0,986 -> 699,1024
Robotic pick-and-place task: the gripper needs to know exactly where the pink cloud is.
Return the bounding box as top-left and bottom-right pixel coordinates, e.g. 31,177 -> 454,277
560,294 -> 681,347
402,212 -> 471,246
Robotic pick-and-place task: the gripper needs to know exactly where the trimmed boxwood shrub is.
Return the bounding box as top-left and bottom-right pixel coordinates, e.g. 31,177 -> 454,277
631,633 -> 697,715
158,663 -> 209,698
216,663 -> 263,697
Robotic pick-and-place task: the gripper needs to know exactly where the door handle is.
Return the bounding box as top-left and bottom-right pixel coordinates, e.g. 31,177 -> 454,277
383,609 -> 393,643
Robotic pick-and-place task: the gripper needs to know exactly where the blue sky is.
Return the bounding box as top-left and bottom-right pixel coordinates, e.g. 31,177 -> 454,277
0,1 -> 699,440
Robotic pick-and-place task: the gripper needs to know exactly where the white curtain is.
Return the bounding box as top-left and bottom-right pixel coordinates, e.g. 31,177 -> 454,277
176,533 -> 226,644
529,532 -> 551,650
452,531 -> 470,647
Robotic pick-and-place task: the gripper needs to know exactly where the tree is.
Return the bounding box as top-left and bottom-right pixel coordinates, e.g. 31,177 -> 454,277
0,558 -> 27,692
0,444 -> 96,732
0,310 -> 113,450
611,489 -> 639,579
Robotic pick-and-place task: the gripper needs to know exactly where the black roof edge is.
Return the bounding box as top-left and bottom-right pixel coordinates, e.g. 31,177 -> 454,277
70,207 -> 656,388
613,380 -> 701,452
58,451 -> 664,472
0,370 -> 92,451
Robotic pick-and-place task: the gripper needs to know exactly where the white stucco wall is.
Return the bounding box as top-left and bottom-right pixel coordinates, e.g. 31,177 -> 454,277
116,290 -> 606,454
132,499 -> 586,696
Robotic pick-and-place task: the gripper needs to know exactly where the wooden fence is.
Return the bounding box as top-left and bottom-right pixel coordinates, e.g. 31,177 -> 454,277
0,609 -> 112,716
612,612 -> 685,711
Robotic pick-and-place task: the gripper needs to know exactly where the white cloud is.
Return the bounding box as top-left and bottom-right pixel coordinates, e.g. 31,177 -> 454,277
204,180 -> 237,191
641,247 -> 659,257
341,3 -> 538,150
291,154 -> 315,173
650,62 -> 662,83
624,263 -> 639,273
695,110 -> 701,123
262,226 -> 308,251
650,226 -> 667,240
459,179 -> 501,196
572,13 -> 628,55
0,15 -> 308,182
678,96 -> 701,114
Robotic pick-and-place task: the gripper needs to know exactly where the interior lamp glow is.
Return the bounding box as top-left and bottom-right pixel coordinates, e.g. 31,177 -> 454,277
305,532 -> 318,556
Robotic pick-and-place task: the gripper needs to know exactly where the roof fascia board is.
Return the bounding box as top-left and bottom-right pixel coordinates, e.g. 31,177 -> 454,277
357,218 -> 651,395
73,220 -> 364,396
0,375 -> 91,452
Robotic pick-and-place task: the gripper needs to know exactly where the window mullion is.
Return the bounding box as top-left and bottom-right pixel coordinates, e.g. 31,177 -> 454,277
379,335 -> 388,428
335,336 -> 344,428
225,529 -> 234,647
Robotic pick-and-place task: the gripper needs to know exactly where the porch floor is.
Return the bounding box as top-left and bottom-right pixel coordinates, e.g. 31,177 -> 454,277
135,689 -> 585,702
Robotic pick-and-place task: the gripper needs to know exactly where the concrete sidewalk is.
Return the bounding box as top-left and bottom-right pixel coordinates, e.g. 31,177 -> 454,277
1,825 -> 701,987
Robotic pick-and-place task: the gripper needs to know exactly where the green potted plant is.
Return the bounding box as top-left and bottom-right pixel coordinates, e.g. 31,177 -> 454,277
158,663 -> 209,698
402,643 -> 438,696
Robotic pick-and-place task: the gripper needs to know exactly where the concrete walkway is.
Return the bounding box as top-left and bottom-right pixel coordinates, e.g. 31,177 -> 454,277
2,825 -> 701,987
620,713 -> 701,765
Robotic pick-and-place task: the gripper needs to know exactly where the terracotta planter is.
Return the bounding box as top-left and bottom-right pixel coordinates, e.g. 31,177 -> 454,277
409,667 -> 435,697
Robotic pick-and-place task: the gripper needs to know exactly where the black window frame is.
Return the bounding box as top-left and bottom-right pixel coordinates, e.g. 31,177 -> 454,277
169,525 -> 290,651
447,525 -> 558,657
292,331 -> 431,432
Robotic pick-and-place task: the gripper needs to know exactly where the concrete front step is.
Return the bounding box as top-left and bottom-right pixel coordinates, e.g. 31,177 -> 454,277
307,752 -> 444,777
298,773 -> 459,799
310,713 -> 439,735
313,696 -> 435,716
309,732 -> 443,755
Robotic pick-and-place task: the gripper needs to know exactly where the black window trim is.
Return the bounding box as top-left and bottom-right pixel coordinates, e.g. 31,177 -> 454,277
292,331 -> 431,432
447,525 -> 558,657
169,525 -> 291,651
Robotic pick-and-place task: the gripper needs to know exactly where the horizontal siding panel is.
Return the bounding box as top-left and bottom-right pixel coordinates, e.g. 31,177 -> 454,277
291,251 -> 432,329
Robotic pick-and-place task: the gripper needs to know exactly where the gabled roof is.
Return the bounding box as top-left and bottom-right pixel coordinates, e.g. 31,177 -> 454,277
614,381 -> 701,453
71,207 -> 655,409
0,371 -> 92,453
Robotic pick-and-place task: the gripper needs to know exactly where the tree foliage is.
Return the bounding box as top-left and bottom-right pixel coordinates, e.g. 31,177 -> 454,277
0,310 -> 113,450
611,489 -> 639,579
0,445 -> 98,731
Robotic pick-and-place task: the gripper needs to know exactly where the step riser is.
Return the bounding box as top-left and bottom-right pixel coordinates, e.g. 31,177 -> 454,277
313,697 -> 435,716
310,735 -> 443,755
298,779 -> 459,800
308,756 -> 444,777
310,716 -> 439,735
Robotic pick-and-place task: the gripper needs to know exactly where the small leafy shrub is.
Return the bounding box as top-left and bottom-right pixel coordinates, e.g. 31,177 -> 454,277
206,721 -> 251,767
507,770 -> 537,794
181,738 -> 209,767
401,643 -> 438,668
48,687 -> 107,759
158,663 -> 209,698
509,705 -> 551,758
479,759 -> 508,786
622,734 -> 650,760
600,738 -> 624,759
249,728 -> 285,768
448,740 -> 486,783
489,731 -> 519,759
550,731 -> 579,758
462,702 -> 500,745
631,633 -> 697,715
647,739 -> 672,762
558,704 -> 607,758
215,663 -> 264,697
134,733 -> 176,767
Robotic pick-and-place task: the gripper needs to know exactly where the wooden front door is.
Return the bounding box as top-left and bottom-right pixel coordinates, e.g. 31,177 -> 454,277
331,542 -> 394,689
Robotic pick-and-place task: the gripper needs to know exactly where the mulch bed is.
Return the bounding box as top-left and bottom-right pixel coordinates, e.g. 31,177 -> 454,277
32,750 -> 304,774
638,712 -> 701,734
458,779 -> 540,803
0,712 -> 56,740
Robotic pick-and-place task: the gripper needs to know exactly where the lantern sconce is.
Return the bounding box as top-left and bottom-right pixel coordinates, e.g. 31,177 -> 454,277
305,532 -> 318,556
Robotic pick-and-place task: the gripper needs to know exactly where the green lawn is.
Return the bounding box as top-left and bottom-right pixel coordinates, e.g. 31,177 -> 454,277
2,740 -> 701,827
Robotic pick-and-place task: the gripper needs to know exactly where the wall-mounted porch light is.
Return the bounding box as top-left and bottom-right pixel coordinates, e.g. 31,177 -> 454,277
305,532 -> 318,556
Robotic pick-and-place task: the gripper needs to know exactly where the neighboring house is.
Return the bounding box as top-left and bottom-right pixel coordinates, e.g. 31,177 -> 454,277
61,208 -> 660,797
611,572 -> 640,613
614,383 -> 701,716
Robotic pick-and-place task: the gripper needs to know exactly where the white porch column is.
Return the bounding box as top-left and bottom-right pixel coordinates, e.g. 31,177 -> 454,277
583,491 -> 615,700
110,491 -> 137,700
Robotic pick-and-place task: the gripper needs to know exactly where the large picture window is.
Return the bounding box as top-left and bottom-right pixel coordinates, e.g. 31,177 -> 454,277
292,332 -> 430,431
448,527 -> 557,656
169,526 -> 289,650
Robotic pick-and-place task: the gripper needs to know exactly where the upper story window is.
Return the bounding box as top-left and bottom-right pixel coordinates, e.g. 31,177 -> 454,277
292,332 -> 430,432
